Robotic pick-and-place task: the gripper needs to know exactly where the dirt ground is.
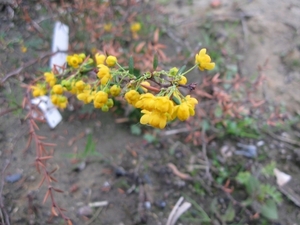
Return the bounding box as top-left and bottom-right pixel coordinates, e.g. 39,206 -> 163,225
1,0 -> 300,225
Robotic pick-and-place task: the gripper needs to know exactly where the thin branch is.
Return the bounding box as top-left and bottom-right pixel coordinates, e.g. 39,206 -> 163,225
0,50 -> 64,85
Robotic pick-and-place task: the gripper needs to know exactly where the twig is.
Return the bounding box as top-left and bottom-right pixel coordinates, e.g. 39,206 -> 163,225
166,197 -> 191,225
0,159 -> 11,225
265,130 -> 300,147
0,107 -> 20,117
0,51 -> 62,85
84,207 -> 103,225
167,163 -> 192,181
160,127 -> 190,136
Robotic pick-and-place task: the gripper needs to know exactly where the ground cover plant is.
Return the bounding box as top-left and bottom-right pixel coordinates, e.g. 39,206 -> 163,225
1,0 -> 300,225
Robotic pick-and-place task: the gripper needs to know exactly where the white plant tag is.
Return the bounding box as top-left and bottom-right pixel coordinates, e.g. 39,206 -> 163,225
31,96 -> 62,129
50,21 -> 69,71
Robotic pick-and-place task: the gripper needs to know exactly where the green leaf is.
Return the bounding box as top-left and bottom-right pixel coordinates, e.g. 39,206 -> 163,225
178,65 -> 186,75
261,161 -> 276,178
246,176 -> 260,196
236,171 -> 251,185
221,203 -> 235,222
130,124 -> 141,135
143,134 -> 156,143
129,56 -> 134,74
201,120 -> 210,131
172,95 -> 181,105
153,54 -> 158,70
261,199 -> 278,220
214,105 -> 223,118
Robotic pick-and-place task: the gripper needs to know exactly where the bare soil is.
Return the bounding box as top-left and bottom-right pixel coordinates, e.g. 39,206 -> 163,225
1,0 -> 300,225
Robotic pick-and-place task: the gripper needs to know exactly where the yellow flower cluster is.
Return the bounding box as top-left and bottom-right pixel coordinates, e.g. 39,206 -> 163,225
124,91 -> 198,129
31,48 -> 215,129
66,54 -> 86,68
31,84 -> 47,97
51,95 -> 68,109
44,72 -> 57,87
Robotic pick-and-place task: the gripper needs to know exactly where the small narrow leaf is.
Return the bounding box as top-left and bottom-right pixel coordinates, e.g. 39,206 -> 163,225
178,65 -> 186,75
153,54 -> 158,70
172,96 -> 181,105
51,206 -> 59,216
42,190 -> 50,204
129,56 -> 134,74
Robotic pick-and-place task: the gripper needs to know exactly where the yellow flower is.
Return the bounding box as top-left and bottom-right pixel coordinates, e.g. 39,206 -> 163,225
66,54 -> 83,68
21,45 -> 27,53
125,90 -> 140,106
94,91 -> 108,108
104,23 -> 112,32
155,96 -> 174,114
95,53 -> 106,65
178,76 -> 187,85
51,95 -> 68,109
173,95 -> 198,121
175,103 -> 190,121
77,90 -> 95,104
140,110 -> 167,129
110,85 -> 121,97
130,22 -> 141,33
52,84 -> 64,95
97,64 -> 110,79
31,84 -> 46,97
75,80 -> 86,92
195,48 -> 215,71
135,93 -> 156,111
44,72 -> 57,87
100,74 -> 112,85
105,55 -> 117,67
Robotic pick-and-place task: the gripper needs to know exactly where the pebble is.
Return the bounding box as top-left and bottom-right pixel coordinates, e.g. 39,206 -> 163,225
78,205 -> 93,216
115,167 -> 127,177
144,201 -> 151,209
155,200 -> 166,209
5,173 -> 22,183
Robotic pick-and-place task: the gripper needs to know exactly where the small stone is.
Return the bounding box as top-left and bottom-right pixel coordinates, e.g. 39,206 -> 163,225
155,200 -> 166,209
78,205 -> 93,216
144,201 -> 151,210
115,167 -> 127,177
5,173 -> 22,183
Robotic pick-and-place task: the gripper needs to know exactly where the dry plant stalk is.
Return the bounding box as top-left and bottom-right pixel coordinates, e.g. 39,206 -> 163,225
22,90 -> 72,224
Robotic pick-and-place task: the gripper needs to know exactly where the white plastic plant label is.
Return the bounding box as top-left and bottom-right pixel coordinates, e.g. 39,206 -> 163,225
50,21 -> 69,71
31,96 -> 62,129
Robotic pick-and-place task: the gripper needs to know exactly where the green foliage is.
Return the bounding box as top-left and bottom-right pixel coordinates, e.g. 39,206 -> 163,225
261,161 -> 276,178
130,124 -> 142,135
153,54 -> 158,70
260,199 -> 278,220
236,166 -> 282,221
63,133 -> 101,159
220,118 -> 259,139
